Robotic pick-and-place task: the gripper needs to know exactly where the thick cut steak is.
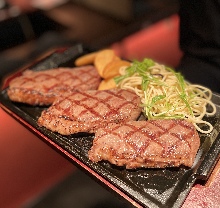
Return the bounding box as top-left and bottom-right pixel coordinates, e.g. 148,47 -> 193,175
88,119 -> 200,169
38,89 -> 142,135
7,66 -> 101,105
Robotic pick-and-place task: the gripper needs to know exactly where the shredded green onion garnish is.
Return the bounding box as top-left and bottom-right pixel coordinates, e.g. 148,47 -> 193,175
115,58 -> 216,134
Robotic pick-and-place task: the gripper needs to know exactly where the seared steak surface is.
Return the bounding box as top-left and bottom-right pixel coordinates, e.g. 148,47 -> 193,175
88,119 -> 200,169
38,89 -> 142,135
7,66 -> 101,105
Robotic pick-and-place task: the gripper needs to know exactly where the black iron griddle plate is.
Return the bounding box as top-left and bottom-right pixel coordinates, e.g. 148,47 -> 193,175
1,44 -> 220,208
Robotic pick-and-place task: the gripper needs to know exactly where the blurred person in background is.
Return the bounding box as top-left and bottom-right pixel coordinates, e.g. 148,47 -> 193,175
177,0 -> 220,93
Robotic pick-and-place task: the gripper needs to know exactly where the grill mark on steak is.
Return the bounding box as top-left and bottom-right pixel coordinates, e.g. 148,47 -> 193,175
7,66 -> 101,105
149,120 -> 194,154
56,91 -> 137,121
88,119 -> 200,169
38,89 -> 142,135
72,91 -> 120,119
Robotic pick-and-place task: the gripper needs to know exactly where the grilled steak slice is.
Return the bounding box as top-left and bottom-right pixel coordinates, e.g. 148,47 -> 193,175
38,89 -> 142,135
88,119 -> 200,169
7,66 -> 101,105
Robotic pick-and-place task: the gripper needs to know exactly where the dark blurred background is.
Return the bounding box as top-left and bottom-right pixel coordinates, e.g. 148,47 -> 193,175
0,0 -> 179,83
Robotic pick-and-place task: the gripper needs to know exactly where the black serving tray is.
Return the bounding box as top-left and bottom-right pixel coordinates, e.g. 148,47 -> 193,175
1,44 -> 220,208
